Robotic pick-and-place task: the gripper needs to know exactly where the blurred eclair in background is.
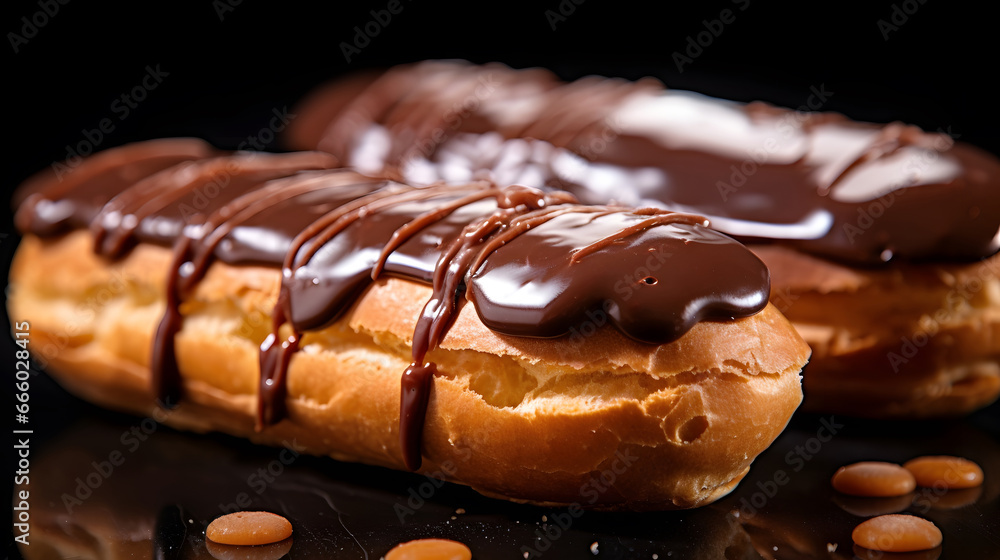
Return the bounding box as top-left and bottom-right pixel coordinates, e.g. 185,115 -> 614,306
286,59 -> 1000,418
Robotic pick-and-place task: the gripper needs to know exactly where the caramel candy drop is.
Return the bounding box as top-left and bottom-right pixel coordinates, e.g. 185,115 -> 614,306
385,538 -> 472,560
852,514 -> 942,552
831,461 -> 916,497
903,455 -> 984,490
206,511 -> 293,545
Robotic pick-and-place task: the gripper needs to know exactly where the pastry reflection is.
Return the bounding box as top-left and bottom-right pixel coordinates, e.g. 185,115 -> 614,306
19,410 -> 763,559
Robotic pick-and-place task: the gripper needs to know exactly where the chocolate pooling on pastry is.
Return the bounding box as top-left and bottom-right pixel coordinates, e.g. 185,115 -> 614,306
14,139 -> 769,470
304,60 -> 1000,265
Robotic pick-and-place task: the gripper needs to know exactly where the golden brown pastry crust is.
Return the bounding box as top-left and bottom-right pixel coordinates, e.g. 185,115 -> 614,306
9,231 -> 809,510
754,244 -> 1000,418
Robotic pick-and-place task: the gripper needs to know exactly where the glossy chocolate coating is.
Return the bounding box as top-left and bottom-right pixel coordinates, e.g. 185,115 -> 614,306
303,60 -> 1000,265
468,209 -> 767,341
13,138 -> 218,236
14,139 -> 770,470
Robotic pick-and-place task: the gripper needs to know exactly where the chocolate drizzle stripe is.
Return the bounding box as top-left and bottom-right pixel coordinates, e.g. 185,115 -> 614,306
92,159 -> 216,257
287,184 -> 421,270
371,188 -> 503,281
14,139 -> 217,236
92,152 -> 335,258
467,204 -> 605,275
385,69 -> 496,163
258,305 -> 298,430
19,139 -> 214,208
570,211 -> 710,264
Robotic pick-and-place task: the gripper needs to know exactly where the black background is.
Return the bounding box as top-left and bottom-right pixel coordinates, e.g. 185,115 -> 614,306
3,0 -> 999,186
3,0 -> 1000,557
3,0 -> 999,191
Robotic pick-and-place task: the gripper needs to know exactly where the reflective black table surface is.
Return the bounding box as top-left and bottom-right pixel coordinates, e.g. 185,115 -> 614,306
8,371 -> 999,559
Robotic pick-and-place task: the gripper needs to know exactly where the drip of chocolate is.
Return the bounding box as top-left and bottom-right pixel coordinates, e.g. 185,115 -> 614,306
15,140 -> 770,471
303,60 -> 1000,266
153,169 -> 360,410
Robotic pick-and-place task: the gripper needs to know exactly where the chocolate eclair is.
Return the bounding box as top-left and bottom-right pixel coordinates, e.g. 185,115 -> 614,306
287,59 -> 1000,418
8,138 -> 808,510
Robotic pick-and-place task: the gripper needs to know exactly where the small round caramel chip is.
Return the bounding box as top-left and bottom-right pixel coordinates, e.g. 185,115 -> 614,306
903,455 -> 984,490
385,538 -> 472,560
852,514 -> 942,552
206,511 -> 293,546
831,461 -> 916,497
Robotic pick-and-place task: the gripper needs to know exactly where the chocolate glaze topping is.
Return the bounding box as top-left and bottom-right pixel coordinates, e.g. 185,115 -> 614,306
14,139 -> 769,471
302,60 -> 1000,265
13,138 -> 218,236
